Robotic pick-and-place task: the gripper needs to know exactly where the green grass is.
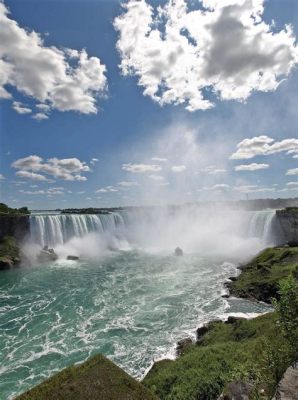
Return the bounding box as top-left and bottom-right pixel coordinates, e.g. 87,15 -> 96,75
15,354 -> 158,400
228,247 -> 298,303
143,313 -> 290,399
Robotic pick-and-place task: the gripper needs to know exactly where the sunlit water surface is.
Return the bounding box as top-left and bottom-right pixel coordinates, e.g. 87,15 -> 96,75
0,250 -> 271,399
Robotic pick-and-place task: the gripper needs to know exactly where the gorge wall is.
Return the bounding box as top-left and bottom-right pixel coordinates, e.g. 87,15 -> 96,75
275,208 -> 298,244
0,215 -> 30,243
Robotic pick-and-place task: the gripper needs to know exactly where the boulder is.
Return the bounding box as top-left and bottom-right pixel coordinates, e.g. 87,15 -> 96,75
196,320 -> 222,344
0,257 -> 14,270
176,338 -> 193,356
67,255 -> 79,260
37,249 -> 58,263
218,380 -> 253,400
225,316 -> 245,325
272,363 -> 298,400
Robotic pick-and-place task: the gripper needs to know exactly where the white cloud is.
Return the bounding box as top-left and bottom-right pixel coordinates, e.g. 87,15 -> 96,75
171,165 -> 186,172
286,168 -> 298,176
16,170 -> 51,181
32,112 -> 48,121
90,158 -> 99,166
118,181 -> 139,187
234,184 -> 259,193
20,186 -> 65,196
0,3 -> 107,116
96,186 -> 118,193
12,155 -> 90,181
148,174 -> 165,181
122,163 -> 162,173
114,0 -> 298,112
230,136 -> 298,160
12,101 -> 31,114
151,157 -> 168,163
234,162 -> 269,171
0,173 -> 5,180
199,165 -> 226,174
212,183 -> 230,191
286,181 -> 298,187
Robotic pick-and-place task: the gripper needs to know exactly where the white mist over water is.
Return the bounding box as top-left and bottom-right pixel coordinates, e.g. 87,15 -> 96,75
28,207 -> 277,261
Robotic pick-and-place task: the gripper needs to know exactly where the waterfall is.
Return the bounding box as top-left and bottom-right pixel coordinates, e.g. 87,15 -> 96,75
247,209 -> 276,246
29,208 -> 278,250
30,213 -> 126,247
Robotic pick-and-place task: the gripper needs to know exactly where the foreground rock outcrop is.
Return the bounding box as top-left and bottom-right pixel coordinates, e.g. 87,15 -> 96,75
272,364 -> 298,400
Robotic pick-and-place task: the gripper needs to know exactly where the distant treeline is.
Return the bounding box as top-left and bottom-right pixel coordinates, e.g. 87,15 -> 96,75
0,203 -> 30,215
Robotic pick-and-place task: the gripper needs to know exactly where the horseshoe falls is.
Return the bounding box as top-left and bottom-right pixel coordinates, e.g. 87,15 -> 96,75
0,208 -> 275,399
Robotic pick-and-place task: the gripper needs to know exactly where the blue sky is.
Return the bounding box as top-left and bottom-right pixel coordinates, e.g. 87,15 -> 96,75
0,0 -> 298,209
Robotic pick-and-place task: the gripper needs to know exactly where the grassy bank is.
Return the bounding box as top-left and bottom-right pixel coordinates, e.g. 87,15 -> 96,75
227,246 -> 298,302
16,354 -> 158,400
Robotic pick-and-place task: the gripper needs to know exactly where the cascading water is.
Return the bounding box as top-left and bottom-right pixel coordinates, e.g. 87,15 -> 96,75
29,208 -> 277,251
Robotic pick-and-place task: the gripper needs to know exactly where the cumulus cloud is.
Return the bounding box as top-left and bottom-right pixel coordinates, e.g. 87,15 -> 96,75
114,0 -> 298,112
118,181 -> 139,187
12,155 -> 90,181
286,181 -> 298,186
20,187 -> 65,195
90,158 -> 99,166
96,186 -> 118,193
0,2 -> 107,116
286,168 -> 298,176
151,157 -> 168,163
0,173 -> 5,179
122,163 -> 162,173
234,162 -> 269,171
230,136 -> 298,160
16,170 -> 52,182
171,165 -> 186,172
32,112 -> 48,121
12,101 -> 31,114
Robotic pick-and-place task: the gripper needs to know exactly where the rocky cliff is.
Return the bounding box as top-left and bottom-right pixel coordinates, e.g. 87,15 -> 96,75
0,214 -> 30,242
275,208 -> 298,244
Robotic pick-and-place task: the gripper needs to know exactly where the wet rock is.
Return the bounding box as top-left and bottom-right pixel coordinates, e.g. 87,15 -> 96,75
0,257 -> 14,270
225,316 -> 245,325
37,249 -> 58,262
174,247 -> 183,256
176,338 -> 192,356
196,320 -> 222,344
228,276 -> 237,282
67,255 -> 79,260
222,294 -> 230,299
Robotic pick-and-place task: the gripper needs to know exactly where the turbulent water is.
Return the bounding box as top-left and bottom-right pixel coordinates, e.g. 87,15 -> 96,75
0,208 -> 275,399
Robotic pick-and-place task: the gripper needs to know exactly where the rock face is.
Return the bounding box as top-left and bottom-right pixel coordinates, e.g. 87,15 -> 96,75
0,215 -> 30,242
176,338 -> 193,356
272,364 -> 298,400
275,209 -> 298,244
218,380 -> 253,400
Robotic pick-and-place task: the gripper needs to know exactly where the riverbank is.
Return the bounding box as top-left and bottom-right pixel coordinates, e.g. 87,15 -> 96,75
143,245 -> 298,399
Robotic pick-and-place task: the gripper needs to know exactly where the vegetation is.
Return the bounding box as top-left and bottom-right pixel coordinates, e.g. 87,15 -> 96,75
0,203 -> 30,215
227,246 -> 298,303
0,236 -> 20,265
16,354 -> 158,400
